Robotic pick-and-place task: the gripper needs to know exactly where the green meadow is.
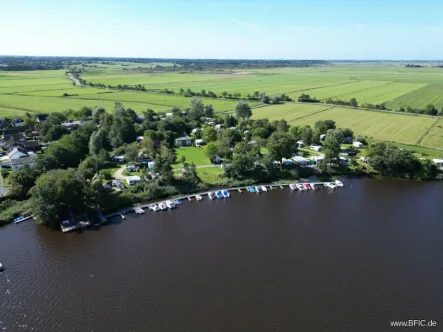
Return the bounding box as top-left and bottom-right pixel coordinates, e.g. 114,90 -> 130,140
0,63 -> 442,150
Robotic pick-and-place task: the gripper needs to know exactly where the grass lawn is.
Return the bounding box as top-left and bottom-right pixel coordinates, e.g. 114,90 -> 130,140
197,166 -> 223,184
173,147 -> 211,167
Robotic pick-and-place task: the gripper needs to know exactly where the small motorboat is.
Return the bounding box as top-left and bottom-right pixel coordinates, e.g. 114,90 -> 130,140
175,199 -> 182,205
261,186 -> 268,192
326,182 -> 336,189
296,184 -> 305,191
166,200 -> 176,209
222,190 -> 230,198
209,192 -> 216,200
310,184 -> 318,190
289,184 -> 297,191
335,180 -> 344,187
14,216 -> 32,224
249,187 -> 256,193
255,186 -> 262,193
216,191 -> 224,199
0,263 -> 3,272
158,203 -> 167,210
196,194 -> 203,201
150,204 -> 159,212
304,183 -> 311,190
135,207 -> 145,214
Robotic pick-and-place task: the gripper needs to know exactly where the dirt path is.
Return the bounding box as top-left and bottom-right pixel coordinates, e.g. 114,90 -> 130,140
113,166 -> 126,180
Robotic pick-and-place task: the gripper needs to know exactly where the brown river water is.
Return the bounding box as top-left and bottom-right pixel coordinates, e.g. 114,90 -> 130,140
0,178 -> 442,332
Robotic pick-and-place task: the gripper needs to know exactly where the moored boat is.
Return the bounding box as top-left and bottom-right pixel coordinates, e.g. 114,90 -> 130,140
289,184 -> 297,191
255,186 -> 262,193
175,199 -> 182,205
166,200 -> 176,209
335,179 -> 344,187
216,191 -> 224,199
310,183 -> 318,190
135,207 -> 145,214
150,204 -> 159,212
196,194 -> 203,201
326,182 -> 336,189
304,183 -> 311,190
0,263 -> 3,272
158,203 -> 167,210
14,216 -> 32,224
209,192 -> 216,200
261,186 -> 268,192
222,190 -> 230,198
249,187 -> 256,193
296,184 -> 305,191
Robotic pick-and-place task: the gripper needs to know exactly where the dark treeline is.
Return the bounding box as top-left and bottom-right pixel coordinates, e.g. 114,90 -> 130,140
0,56 -> 328,71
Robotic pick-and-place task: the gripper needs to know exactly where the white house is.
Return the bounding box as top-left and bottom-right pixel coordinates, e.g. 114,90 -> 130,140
113,155 -> 125,163
296,140 -> 305,148
7,147 -> 28,160
126,175 -> 141,185
293,156 -> 309,166
10,155 -> 36,171
432,159 -> 443,169
282,158 -> 294,166
353,141 -> 364,148
311,156 -> 325,165
126,165 -> 138,172
310,145 -> 323,152
147,161 -> 155,169
195,139 -> 205,147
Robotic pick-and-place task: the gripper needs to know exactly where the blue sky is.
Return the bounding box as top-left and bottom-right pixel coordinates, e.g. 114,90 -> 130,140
1,0 -> 442,59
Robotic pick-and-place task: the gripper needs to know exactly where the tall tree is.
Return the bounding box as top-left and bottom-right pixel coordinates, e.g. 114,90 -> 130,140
235,101 -> 252,119
320,129 -> 344,172
204,104 -> 214,118
188,98 -> 204,120
267,132 -> 295,161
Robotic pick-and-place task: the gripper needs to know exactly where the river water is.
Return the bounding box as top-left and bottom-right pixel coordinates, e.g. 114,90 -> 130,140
0,178 -> 442,332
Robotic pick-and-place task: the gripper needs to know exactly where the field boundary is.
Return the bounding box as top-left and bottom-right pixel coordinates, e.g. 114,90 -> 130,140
416,117 -> 440,146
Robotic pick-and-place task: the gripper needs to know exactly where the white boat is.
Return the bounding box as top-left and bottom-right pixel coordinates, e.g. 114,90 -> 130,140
150,204 -> 159,212
166,200 -> 176,209
289,184 -> 297,191
0,263 -> 3,272
296,184 -> 305,191
261,186 -> 268,192
14,216 -> 32,224
335,180 -> 344,187
255,186 -> 262,193
222,190 -> 230,198
326,182 -> 336,189
196,194 -> 203,201
135,207 -> 145,214
209,192 -> 216,200
158,203 -> 167,210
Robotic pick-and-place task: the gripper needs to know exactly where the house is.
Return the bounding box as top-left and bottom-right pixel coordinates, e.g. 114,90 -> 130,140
296,140 -> 305,147
320,134 -> 326,141
293,156 -> 309,166
126,175 -> 141,185
102,183 -> 112,190
353,141 -> 363,148
7,147 -> 28,160
340,150 -> 357,157
339,156 -> 349,165
195,139 -> 205,147
9,155 -> 36,171
311,156 -> 325,165
147,161 -> 155,169
282,158 -> 294,166
126,165 -> 138,172
136,136 -> 144,143
16,140 -> 40,152
166,112 -> 173,118
432,159 -> 443,169
112,155 -> 125,163
13,118 -> 25,127
36,114 -> 49,123
342,137 -> 353,144
61,120 -> 91,129
175,134 -> 192,147
310,145 -> 323,152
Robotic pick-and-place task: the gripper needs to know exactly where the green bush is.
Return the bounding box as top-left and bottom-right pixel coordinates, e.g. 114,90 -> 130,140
1,169 -> 9,178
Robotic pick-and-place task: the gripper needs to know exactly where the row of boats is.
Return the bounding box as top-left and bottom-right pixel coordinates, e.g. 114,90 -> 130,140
289,180 -> 343,191
207,190 -> 230,200
148,199 -> 182,212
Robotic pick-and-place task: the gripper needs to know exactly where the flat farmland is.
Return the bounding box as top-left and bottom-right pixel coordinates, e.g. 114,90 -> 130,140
420,119 -> 443,149
253,104 -> 440,146
0,107 -> 29,118
0,94 -> 171,114
252,103 -> 332,122
386,84 -> 443,109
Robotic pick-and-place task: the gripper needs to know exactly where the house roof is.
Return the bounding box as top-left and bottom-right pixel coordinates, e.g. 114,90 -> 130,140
9,155 -> 36,166
433,159 -> 443,163
176,135 -> 191,141
7,147 -> 29,159
18,141 -> 40,149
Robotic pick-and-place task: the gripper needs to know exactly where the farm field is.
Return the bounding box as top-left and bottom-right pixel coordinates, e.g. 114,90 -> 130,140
252,103 -> 442,147
252,103 -> 332,122
386,83 -> 443,109
419,119 -> 443,149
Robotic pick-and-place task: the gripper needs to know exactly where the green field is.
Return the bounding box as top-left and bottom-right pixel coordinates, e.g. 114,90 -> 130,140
0,63 -> 442,150
173,147 -> 211,167
253,103 -> 441,147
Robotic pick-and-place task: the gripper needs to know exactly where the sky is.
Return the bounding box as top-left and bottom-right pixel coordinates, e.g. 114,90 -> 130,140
0,0 -> 442,60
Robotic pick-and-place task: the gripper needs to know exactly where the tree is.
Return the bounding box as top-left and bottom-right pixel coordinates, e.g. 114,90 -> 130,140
77,106 -> 92,120
314,120 -> 336,134
89,129 -> 107,155
181,162 -> 200,184
125,142 -> 140,162
153,148 -> 174,183
416,159 -> 437,180
267,132 -> 295,161
204,104 -> 214,118
340,128 -> 354,138
301,126 -> 313,145
92,106 -> 106,123
349,98 -> 358,107
275,119 -> 289,132
32,169 -> 89,228
188,98 -> 204,120
109,113 -> 137,148
235,101 -> 252,119
320,129 -> 344,172
204,142 -> 219,162
227,153 -> 255,179
202,126 -> 218,142
180,155 -> 186,166
425,104 -> 438,116
9,165 -> 37,199
224,114 -> 237,127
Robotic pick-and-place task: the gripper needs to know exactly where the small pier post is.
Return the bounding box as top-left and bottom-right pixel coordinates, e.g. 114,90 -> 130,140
188,196 -> 192,201
280,185 -> 284,189
238,188 -> 242,193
